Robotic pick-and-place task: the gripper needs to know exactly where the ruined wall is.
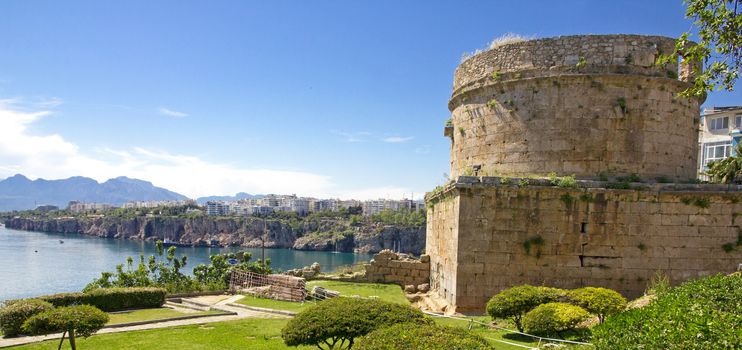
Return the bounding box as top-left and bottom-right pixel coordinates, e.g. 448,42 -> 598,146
448,34 -> 702,181
427,177 -> 742,312
365,250 -> 431,288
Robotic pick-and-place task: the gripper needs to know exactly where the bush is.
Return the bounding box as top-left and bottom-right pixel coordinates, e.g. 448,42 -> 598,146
567,287 -> 626,323
592,274 -> 741,349
486,285 -> 565,332
36,287 -> 166,311
522,302 -> 589,336
281,298 -> 430,350
356,323 -> 494,350
0,299 -> 53,337
23,305 -> 108,350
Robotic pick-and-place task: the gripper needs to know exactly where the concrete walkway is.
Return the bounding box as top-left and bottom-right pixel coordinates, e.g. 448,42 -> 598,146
0,295 -> 287,348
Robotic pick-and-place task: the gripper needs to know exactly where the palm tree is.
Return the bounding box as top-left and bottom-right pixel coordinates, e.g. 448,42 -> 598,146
706,143 -> 742,184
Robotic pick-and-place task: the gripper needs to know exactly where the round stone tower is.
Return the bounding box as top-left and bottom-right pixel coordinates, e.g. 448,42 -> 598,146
447,34 -> 703,181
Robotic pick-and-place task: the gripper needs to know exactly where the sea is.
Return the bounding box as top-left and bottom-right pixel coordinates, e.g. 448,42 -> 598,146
0,225 -> 372,302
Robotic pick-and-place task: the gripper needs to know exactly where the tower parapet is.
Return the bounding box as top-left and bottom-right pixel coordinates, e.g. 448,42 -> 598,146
448,34 -> 703,181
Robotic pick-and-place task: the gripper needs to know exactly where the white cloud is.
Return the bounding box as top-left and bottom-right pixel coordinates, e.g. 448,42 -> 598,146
382,136 -> 414,143
0,101 -> 422,200
331,130 -> 371,143
158,107 -> 188,118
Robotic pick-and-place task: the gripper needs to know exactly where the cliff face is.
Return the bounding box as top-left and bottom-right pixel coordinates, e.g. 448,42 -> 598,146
3,216 -> 425,254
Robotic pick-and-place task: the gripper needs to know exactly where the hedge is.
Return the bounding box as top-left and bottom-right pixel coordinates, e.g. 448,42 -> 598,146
282,298 -> 430,350
592,274 -> 741,349
356,323 -> 494,350
0,299 -> 54,337
29,287 -> 166,312
522,302 -> 589,336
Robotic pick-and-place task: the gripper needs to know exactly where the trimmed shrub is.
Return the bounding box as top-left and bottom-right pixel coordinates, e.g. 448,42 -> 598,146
592,274 -> 741,349
81,287 -> 166,311
522,302 -> 589,336
24,305 -> 108,350
486,285 -> 565,331
281,298 -> 430,350
37,287 -> 166,311
567,287 -> 627,323
356,323 -> 494,350
0,299 -> 53,337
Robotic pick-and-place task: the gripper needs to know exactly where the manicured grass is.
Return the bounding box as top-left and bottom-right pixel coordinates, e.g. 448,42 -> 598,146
306,280 -> 408,304
12,318 -> 313,350
235,296 -> 316,313
236,280 -> 408,313
107,308 -> 222,325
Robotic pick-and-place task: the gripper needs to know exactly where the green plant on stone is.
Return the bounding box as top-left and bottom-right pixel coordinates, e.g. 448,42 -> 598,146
598,172 -> 609,181
575,56 -> 587,69
281,298 -> 429,350
522,302 -> 590,337
722,243 -> 734,252
486,99 -> 498,109
458,126 -> 465,136
557,175 -> 578,188
579,192 -> 593,202
560,193 -> 575,206
522,235 -> 544,256
645,271 -> 671,296
490,72 -> 501,81
500,176 -> 511,185
486,285 -> 565,332
624,54 -> 633,64
567,287 -> 627,323
518,178 -> 530,187
616,97 -> 627,113
444,118 -> 453,127
693,197 -> 710,209
637,242 -> 647,251
23,305 -> 109,350
606,181 -> 630,190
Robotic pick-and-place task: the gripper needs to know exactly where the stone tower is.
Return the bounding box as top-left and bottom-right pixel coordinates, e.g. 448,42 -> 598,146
448,34 -> 701,181
427,34 -> 742,313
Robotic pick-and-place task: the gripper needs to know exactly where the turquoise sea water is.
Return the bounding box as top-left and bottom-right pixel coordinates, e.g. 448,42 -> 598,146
0,225 -> 372,302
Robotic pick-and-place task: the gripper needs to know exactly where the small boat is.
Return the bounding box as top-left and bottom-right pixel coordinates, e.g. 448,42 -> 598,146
162,238 -> 178,247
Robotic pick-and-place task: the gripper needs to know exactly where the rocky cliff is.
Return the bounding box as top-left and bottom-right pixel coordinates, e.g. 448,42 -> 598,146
4,216 -> 425,254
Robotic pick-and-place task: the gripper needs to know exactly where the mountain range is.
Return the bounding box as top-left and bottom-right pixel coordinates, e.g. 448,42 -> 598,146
195,192 -> 263,204
0,174 -> 188,212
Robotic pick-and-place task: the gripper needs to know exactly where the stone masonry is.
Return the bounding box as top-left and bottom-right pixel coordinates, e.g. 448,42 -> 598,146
428,34 -> 742,313
449,34 -> 701,181
365,250 -> 431,288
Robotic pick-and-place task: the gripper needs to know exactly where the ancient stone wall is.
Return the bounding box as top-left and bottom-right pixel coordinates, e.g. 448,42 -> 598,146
427,177 -> 742,312
365,250 -> 431,288
448,34 -> 702,181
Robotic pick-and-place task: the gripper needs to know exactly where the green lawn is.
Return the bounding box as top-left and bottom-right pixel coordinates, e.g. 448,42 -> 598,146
236,280 -> 408,313
305,280 -> 408,304
107,308 -> 222,325
12,318 -> 312,350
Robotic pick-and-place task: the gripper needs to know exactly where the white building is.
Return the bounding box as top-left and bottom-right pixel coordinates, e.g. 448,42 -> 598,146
206,201 -> 229,216
698,106 -> 742,178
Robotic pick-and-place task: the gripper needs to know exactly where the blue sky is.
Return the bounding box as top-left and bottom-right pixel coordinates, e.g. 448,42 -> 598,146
0,0 -> 739,199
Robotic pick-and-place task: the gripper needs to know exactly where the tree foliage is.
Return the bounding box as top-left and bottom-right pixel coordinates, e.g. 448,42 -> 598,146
658,0 -> 741,96
593,274 -> 741,349
567,287 -> 627,323
355,323 -> 494,350
192,251 -> 271,289
485,285 -> 565,332
281,298 -> 430,350
522,302 -> 590,336
706,143 -> 742,183
23,305 -> 108,350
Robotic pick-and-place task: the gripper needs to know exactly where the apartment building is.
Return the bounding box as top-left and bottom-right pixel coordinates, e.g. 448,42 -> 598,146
698,106 -> 742,177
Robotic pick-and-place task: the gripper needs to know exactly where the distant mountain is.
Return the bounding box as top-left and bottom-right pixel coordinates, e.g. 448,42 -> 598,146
0,174 -> 188,212
196,192 -> 263,204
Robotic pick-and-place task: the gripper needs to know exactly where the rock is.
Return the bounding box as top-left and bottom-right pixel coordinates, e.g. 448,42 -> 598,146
301,268 -> 316,279
420,254 -> 430,263
310,262 -> 321,273
374,249 -> 399,261
404,285 -> 417,293
417,283 -> 430,293
311,286 -> 340,299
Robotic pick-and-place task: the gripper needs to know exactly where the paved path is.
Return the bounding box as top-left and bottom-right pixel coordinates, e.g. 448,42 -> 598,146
0,295 -> 287,348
